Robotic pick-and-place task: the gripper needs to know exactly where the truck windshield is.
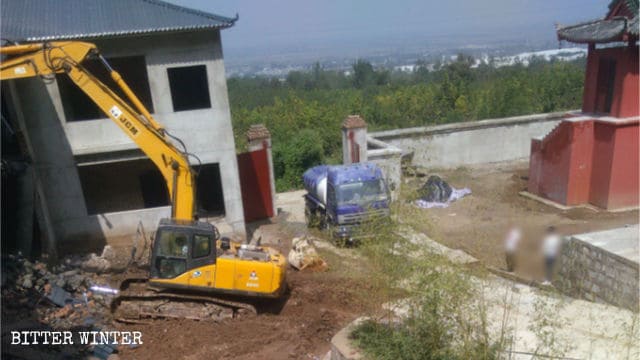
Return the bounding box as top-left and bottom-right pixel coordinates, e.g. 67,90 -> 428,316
336,179 -> 387,206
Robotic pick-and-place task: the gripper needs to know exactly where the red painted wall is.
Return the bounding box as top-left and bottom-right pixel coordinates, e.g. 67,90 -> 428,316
582,44 -> 599,114
616,46 -> 639,118
566,121 -> 594,205
527,121 -> 573,204
530,118 -> 639,209
582,45 -> 639,118
607,122 -> 639,208
589,122 -> 616,207
237,148 -> 275,222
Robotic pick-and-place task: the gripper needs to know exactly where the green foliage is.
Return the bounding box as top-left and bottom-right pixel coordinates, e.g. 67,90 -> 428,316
331,198 -> 499,360
273,128 -> 324,190
348,210 -> 502,360
229,57 -> 585,191
352,318 -> 500,360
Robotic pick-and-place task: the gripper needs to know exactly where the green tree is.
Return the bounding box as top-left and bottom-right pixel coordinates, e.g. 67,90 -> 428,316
352,59 -> 377,89
273,128 -> 324,191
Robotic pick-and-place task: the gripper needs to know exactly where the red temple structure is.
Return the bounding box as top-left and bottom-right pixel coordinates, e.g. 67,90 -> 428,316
528,0 -> 639,210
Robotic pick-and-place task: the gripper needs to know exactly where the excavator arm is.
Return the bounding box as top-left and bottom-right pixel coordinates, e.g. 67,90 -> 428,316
0,41 -> 195,220
2,41 -> 288,321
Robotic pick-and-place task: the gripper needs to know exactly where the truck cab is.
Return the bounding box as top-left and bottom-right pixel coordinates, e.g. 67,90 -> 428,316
304,163 -> 390,243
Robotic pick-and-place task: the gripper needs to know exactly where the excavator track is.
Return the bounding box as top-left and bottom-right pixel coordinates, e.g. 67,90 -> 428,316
111,279 -> 257,324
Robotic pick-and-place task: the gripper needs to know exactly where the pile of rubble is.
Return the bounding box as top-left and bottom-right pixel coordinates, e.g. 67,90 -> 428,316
1,248 -> 120,330
288,236 -> 328,272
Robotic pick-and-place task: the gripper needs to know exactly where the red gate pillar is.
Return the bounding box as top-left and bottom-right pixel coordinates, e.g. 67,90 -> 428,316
342,115 -> 368,165
246,124 -> 277,217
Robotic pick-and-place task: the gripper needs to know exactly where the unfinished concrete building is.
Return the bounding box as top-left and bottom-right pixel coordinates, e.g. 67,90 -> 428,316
1,0 -> 245,255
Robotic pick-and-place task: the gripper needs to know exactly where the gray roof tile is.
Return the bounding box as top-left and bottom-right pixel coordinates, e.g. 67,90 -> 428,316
1,0 -> 236,42
557,17 -> 631,43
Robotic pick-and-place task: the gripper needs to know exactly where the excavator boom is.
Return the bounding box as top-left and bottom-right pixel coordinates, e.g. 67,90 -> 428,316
1,41 -> 287,322
0,41 -> 194,220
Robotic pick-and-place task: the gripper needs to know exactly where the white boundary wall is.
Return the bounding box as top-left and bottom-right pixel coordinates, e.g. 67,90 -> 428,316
370,112 -> 569,168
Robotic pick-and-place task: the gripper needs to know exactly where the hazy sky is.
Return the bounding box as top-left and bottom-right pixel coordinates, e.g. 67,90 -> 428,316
172,0 -> 609,60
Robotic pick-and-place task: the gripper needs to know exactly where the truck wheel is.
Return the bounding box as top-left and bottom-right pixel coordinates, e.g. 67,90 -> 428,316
318,214 -> 328,230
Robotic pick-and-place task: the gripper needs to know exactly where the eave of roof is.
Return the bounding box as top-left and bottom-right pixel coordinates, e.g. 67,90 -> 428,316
1,0 -> 237,43
557,17 -> 635,44
557,0 -> 638,44
20,23 -> 237,42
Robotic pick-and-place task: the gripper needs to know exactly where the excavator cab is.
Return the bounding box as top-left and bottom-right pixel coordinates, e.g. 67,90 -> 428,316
150,219 -> 219,280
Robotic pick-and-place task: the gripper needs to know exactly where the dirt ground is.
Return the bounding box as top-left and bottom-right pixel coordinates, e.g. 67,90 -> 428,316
4,162 -> 637,359
115,213 -> 370,360
116,271 -> 366,360
403,161 -> 639,280
1,206 -> 372,360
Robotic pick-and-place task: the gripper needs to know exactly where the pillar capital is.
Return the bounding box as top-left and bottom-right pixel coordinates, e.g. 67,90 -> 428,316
246,124 -> 271,142
342,115 -> 367,129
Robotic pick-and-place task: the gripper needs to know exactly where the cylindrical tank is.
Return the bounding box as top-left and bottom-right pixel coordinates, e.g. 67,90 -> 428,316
302,165 -> 329,205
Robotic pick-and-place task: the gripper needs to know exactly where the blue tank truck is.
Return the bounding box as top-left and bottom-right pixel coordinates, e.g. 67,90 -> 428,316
302,163 -> 391,243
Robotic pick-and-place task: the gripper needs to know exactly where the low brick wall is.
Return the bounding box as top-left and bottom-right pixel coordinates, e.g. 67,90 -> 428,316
556,235 -> 639,312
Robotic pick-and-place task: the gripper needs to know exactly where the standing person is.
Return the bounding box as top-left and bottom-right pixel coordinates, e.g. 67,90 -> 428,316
542,226 -> 562,285
504,226 -> 521,272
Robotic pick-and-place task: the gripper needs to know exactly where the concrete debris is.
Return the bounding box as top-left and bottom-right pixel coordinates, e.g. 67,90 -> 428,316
249,225 -> 283,247
47,285 -> 74,307
250,227 -> 264,245
92,331 -> 119,360
21,275 -> 33,289
1,253 -> 110,331
101,245 -> 116,260
288,236 -> 328,272
81,253 -> 112,273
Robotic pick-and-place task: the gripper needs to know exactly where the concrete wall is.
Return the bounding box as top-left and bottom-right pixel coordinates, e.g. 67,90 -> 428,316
366,136 -> 402,200
342,126 -> 368,165
556,226 -> 639,312
5,78 -> 87,254
7,29 -> 245,251
370,112 -> 566,169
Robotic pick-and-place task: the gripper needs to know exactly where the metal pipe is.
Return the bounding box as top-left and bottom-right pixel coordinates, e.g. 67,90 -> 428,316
97,54 -> 165,132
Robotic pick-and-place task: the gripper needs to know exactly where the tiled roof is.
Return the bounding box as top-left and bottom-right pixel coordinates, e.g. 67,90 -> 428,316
342,115 -> 367,129
557,17 -> 634,43
246,124 -> 271,141
1,0 -> 236,42
558,0 -> 638,43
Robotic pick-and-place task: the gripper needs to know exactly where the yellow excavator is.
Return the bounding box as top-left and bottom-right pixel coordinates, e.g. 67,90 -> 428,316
0,41 -> 287,321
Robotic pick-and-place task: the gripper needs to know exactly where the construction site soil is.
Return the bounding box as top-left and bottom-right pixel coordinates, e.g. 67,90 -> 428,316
404,161 -> 639,280
116,271 -> 367,360
3,161 -> 637,359
2,213 -> 371,360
